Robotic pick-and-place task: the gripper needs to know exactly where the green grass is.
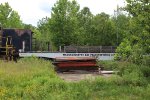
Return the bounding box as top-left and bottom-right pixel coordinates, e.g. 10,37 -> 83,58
0,58 -> 150,100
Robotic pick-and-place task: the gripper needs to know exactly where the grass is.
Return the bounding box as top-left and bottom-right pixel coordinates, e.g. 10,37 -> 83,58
0,58 -> 150,100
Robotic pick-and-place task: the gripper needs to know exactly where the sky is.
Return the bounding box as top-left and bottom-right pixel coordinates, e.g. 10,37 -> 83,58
0,0 -> 126,26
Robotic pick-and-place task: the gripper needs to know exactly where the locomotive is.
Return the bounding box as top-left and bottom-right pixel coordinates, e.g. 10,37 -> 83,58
0,27 -> 32,60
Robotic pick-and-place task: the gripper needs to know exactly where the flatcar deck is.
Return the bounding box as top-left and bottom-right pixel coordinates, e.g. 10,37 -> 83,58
19,52 -> 115,60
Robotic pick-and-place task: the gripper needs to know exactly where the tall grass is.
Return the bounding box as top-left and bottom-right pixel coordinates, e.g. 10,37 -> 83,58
0,58 -> 150,100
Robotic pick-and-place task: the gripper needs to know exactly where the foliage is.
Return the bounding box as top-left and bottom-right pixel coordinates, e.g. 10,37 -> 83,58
98,61 -> 119,70
0,59 -> 150,99
49,0 -> 80,49
0,1 -> 149,99
0,58 -> 59,99
36,17 -> 52,50
99,60 -> 150,83
111,14 -> 130,45
115,0 -> 150,64
0,2 -> 23,28
91,13 -> 116,46
142,55 -> 150,66
36,0 -> 129,48
77,7 -> 93,45
115,39 -> 132,61
37,17 -> 51,42
0,1 -> 138,51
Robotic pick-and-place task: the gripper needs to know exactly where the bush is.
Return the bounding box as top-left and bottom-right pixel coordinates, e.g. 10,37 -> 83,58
139,65 -> 150,78
98,61 -> 119,70
99,61 -> 149,86
142,55 -> 150,66
117,62 -> 149,86
114,39 -> 132,61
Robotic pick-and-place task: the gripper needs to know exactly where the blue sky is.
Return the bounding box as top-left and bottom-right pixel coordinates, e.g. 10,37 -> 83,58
0,0 -> 126,26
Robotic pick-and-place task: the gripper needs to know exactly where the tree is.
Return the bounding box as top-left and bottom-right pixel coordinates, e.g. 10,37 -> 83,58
37,17 -> 51,42
116,0 -> 150,64
50,0 -> 80,49
111,14 -> 130,45
77,7 -> 93,45
36,17 -> 52,50
126,0 -> 150,54
91,13 -> 116,46
0,2 -> 23,28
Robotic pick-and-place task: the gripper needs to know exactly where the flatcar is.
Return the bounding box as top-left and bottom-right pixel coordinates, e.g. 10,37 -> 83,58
0,27 -> 116,71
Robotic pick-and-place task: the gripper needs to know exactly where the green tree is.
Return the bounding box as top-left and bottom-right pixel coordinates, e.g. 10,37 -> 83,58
126,0 -> 150,54
116,0 -> 150,64
0,2 -> 23,28
37,17 -> 51,42
91,13 -> 116,46
77,7 -> 93,45
36,17 -> 52,50
50,0 -> 80,49
111,14 -> 130,45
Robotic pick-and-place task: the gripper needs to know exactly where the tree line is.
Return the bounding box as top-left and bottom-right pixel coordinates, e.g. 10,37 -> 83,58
0,1 -> 130,48
0,0 -> 149,64
37,0 -> 129,48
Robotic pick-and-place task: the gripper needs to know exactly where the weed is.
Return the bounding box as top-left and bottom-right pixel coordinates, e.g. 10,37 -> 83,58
0,58 -> 149,99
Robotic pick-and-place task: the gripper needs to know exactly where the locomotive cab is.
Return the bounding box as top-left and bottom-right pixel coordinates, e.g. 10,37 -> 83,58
0,28 -> 32,60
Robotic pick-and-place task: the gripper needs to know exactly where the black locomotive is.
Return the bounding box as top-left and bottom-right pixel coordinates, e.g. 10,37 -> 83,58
0,27 -> 32,60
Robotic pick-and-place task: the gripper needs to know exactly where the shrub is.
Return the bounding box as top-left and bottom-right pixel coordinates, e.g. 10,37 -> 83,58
142,55 -> 150,66
98,61 -> 119,70
139,65 -> 150,78
114,39 -> 132,61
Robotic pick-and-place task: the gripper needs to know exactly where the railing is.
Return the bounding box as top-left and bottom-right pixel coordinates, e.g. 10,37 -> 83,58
64,46 -> 117,53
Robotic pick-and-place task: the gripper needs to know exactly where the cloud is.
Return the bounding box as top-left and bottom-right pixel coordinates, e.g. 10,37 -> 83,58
39,3 -> 51,13
0,0 -> 126,26
38,0 -> 56,14
0,0 -> 55,26
77,0 -> 126,15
